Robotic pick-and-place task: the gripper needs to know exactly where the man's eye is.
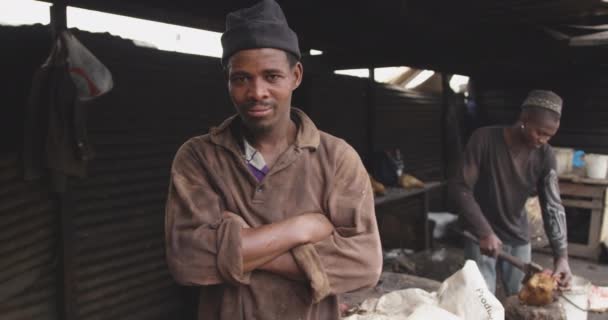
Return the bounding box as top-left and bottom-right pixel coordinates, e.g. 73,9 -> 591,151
267,74 -> 281,81
231,76 -> 247,83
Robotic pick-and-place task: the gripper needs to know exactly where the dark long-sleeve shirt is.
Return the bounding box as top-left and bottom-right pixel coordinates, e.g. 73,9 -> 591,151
450,126 -> 567,258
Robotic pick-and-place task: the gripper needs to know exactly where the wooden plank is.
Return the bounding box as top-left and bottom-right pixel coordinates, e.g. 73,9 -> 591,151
559,182 -> 605,198
423,189 -> 430,250
588,209 -> 603,254
602,189 -> 608,243
374,181 -> 443,206
366,68 -> 375,169
570,30 -> 608,47
562,199 -> 603,209
559,174 -> 608,186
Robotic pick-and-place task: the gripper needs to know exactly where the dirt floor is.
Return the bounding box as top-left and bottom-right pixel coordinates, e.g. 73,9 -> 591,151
380,239 -> 608,319
419,240 -> 608,288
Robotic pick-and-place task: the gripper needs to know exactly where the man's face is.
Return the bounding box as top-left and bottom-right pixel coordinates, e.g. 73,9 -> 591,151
226,48 -> 302,133
522,116 -> 560,149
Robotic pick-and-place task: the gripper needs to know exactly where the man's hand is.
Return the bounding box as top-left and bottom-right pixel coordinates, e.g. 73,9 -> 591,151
479,233 -> 502,258
553,256 -> 573,289
295,213 -> 334,244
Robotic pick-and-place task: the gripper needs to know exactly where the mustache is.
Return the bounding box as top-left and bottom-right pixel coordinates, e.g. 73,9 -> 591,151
239,100 -> 275,109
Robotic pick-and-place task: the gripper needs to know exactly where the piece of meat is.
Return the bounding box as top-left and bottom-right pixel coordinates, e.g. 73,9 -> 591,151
518,272 -> 557,306
370,174 -> 386,195
398,174 -> 424,189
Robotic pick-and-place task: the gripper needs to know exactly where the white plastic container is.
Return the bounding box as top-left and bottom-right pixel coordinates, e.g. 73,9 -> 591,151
585,154 -> 608,179
553,147 -> 574,175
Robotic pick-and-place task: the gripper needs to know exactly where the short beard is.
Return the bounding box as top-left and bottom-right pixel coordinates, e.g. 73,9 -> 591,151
236,100 -> 276,135
241,118 -> 273,135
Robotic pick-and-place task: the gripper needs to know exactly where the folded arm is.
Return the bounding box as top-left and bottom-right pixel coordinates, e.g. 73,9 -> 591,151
238,212 -> 334,274
290,144 -> 383,302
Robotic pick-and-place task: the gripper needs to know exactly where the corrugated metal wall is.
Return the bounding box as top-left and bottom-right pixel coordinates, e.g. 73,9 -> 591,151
0,154 -> 59,320
1,25 -> 232,320
474,67 -> 608,154
66,31 -> 232,320
374,85 -> 444,181
304,74 -> 370,159
0,25 -> 59,320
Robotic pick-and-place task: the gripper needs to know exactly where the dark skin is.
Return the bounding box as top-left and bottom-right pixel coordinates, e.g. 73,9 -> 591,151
479,107 -> 572,287
224,48 -> 334,281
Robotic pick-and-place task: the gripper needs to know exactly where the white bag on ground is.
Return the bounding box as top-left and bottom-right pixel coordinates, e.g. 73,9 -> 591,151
407,304 -> 462,320
437,260 -> 504,320
342,260 -> 503,320
375,288 -> 436,317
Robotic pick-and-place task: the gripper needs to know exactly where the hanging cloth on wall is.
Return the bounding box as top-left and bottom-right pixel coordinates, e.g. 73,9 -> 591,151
23,30 -> 113,192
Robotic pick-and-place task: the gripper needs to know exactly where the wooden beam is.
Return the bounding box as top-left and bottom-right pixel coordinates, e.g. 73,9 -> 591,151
49,5 -> 77,320
50,2 -> 67,39
440,73 -> 450,180
366,67 -> 376,168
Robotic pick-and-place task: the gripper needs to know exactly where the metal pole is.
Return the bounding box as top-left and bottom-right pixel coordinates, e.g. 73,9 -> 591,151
50,2 -> 67,39
366,67 -> 376,168
50,4 -> 75,320
440,73 -> 451,210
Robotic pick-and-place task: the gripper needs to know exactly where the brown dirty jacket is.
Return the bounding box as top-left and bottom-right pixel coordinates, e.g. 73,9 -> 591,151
165,108 -> 383,320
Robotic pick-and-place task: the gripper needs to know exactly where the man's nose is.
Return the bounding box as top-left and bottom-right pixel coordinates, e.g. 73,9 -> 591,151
247,78 -> 269,100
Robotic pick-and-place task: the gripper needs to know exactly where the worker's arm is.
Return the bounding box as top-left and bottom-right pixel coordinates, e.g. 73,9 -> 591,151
166,140 -> 253,286
258,251 -> 306,281
289,144 -> 383,303
223,211 -> 329,281
239,212 -> 333,274
449,129 -> 501,256
537,150 -> 571,286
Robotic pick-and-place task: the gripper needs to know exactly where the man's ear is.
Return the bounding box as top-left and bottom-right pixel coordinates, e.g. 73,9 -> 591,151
292,62 -> 303,90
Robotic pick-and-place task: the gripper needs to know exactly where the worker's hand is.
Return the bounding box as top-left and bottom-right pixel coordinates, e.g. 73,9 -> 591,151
553,256 -> 573,289
295,213 -> 334,244
479,234 -> 502,258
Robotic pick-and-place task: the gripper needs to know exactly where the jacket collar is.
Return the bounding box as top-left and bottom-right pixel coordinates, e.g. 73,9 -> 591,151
209,108 -> 320,153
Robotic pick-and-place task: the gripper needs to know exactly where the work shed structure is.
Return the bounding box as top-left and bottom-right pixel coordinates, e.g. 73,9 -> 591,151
1,1 -> 607,319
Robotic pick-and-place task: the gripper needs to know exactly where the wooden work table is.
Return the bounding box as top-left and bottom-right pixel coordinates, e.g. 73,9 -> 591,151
374,181 -> 444,251
556,174 -> 608,261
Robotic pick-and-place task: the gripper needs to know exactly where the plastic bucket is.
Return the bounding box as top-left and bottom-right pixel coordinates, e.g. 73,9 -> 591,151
554,147 -> 573,175
585,154 -> 608,179
559,276 -> 591,320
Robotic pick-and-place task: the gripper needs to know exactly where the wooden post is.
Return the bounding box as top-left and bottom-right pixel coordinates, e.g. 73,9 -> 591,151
366,67 -> 376,168
50,3 -> 75,320
440,73 -> 450,181
50,2 -> 67,39
422,191 -> 431,250
56,185 -> 76,320
440,73 -> 451,210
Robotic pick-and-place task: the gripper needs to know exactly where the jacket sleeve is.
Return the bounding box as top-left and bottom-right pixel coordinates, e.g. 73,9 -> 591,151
537,148 -> 568,258
449,129 -> 494,238
165,140 -> 250,286
292,144 -> 382,302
